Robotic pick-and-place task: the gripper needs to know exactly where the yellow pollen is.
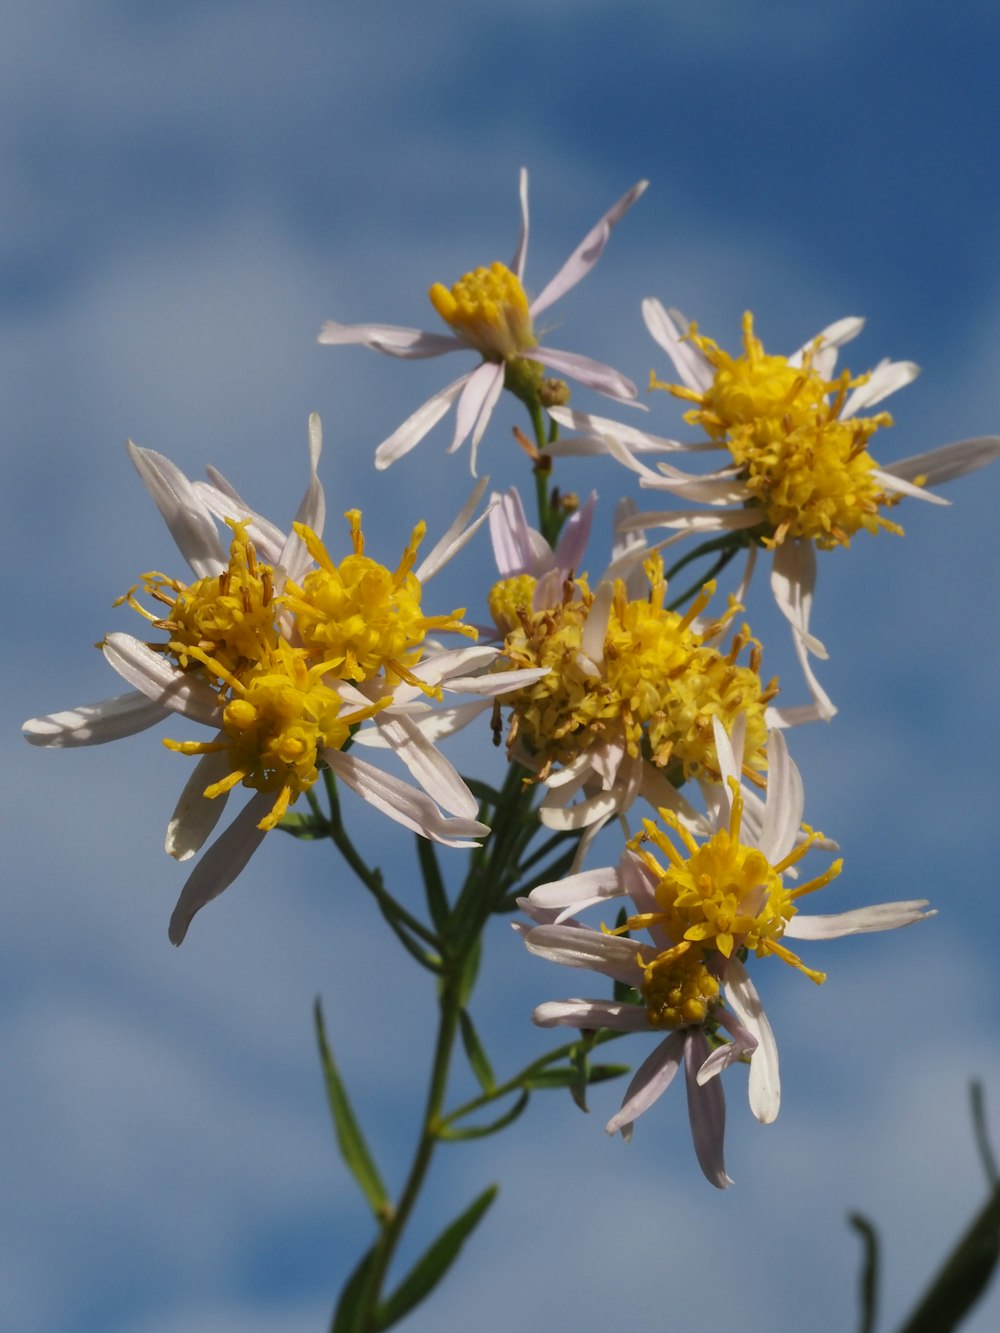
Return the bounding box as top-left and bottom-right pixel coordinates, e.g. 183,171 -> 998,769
118,520 -> 278,683
491,556 -> 775,780
428,261 -> 537,361
281,514 -> 476,694
651,311 -> 906,550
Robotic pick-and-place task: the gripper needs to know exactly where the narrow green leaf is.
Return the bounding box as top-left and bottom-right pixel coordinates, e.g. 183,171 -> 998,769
526,1062 -> 630,1091
438,1090 -> 530,1141
314,999 -> 389,1220
458,1008 -> 495,1094
376,1185 -> 498,1329
454,934 -> 482,1008
848,1212 -> 879,1333
570,1033 -> 597,1112
415,833 -> 451,935
462,778 -> 504,809
331,1241 -> 380,1333
276,811 -> 329,839
971,1080 -> 999,1187
897,1185 -> 1000,1333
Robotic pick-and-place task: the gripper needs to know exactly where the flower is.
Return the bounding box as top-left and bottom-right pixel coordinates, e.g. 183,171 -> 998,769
319,169 -> 647,474
521,717 -> 932,1182
23,416 -> 496,942
550,304 -> 1000,719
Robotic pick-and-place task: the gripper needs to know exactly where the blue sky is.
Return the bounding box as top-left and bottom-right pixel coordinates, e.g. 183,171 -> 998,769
6,2 -> 1000,1330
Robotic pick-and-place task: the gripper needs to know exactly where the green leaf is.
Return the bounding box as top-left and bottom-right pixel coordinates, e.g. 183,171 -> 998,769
314,999 -> 389,1220
526,1063 -> 630,1091
415,834 -> 451,935
276,810 -> 328,839
458,1009 -> 495,1094
438,1090 -> 530,1141
454,934 -> 482,1009
331,1242 -> 380,1333
897,1185 -> 1000,1333
848,1213 -> 879,1333
376,1185 -> 498,1329
462,778 -> 504,810
570,1033 -> 598,1112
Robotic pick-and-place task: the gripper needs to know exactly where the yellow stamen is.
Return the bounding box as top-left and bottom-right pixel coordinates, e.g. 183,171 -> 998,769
429,261 -> 537,361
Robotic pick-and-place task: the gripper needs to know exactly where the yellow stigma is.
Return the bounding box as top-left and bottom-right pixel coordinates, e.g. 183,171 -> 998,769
628,790 -> 843,985
491,556 -> 776,781
118,520 -> 278,684
281,512 -> 476,695
163,638 -> 388,831
651,312 -> 905,550
429,261 -> 537,361
639,950 -> 720,1030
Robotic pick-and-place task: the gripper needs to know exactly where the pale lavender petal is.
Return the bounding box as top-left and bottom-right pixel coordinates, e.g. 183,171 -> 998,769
642,299 -> 714,392
372,714 -> 479,819
127,441 -> 225,579
488,486 -> 551,578
165,747 -> 232,861
23,691 -> 168,747
531,179 -> 647,316
770,541 -> 827,658
881,437 -> 1000,488
168,792 -> 272,944
449,362 -> 505,469
549,406 -> 708,454
324,749 -> 488,848
553,491 -> 596,575
841,358 -> 920,417
279,412 -> 326,583
318,320 -> 461,359
786,900 -> 933,939
374,374 -> 471,470
685,1029 -> 732,1188
758,729 -> 804,864
524,924 -> 643,986
725,959 -> 780,1124
414,477 -> 491,583
529,865 -> 623,915
102,633 -> 223,727
605,1031 -> 685,1138
510,166 -> 529,281
871,468 -> 949,506
789,316 -> 864,372
533,999 -> 650,1032
525,346 -> 637,402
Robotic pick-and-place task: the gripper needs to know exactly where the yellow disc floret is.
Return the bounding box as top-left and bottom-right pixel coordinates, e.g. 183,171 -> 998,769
429,261 -> 537,361
281,512 -> 476,695
163,638 -> 388,831
639,950 -> 721,1030
118,520 -> 278,684
491,555 -> 776,781
651,312 -> 905,550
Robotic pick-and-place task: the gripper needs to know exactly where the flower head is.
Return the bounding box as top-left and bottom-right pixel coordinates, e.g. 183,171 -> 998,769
319,169 -> 647,474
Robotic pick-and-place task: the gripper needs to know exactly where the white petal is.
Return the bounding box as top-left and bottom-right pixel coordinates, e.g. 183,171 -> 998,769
724,959 -> 780,1124
549,406 -> 708,454
324,749 -> 488,848
372,714 -> 479,819
770,540 -> 826,656
533,999 -> 649,1031
685,1029 -> 732,1189
102,633 -> 223,726
785,900 -> 933,939
881,436 -> 1000,489
317,320 -> 461,359
530,179 -> 648,317
605,1031 -> 685,1138
352,699 -> 491,747
165,748 -> 233,861
871,468 -> 949,506
524,924 -> 643,986
525,346 -> 637,402
488,486 -> 549,577
510,166 -> 529,281
22,691 -> 168,747
127,441 -> 225,579
278,412 -> 327,583
374,374 -> 471,470
642,299 -> 714,392
529,865 -> 623,917
581,580 -> 613,665
414,477 -> 492,583
758,729 -> 804,864
449,362 -> 505,472
168,793 -> 272,945
195,476 -> 287,566
841,358 -> 920,417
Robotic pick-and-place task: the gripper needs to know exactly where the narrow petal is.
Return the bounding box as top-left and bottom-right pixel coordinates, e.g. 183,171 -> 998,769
102,633 -> 223,727
350,699 -> 491,747
525,346 -> 637,402
605,1031 -> 684,1138
414,477 -> 491,583
533,999 -> 650,1032
372,714 -> 480,819
510,166 -> 529,281
524,924 -> 643,986
786,900 -> 933,939
374,373 -> 471,470
549,406 -> 710,454
770,540 -> 826,658
488,486 -> 548,577
881,436 -> 1000,489
553,491 -> 596,576
841,358 -> 920,417
165,748 -> 232,861
23,691 -> 168,747
724,959 -> 780,1124
871,468 -> 949,506
324,750 -> 488,848
529,865 -> 623,917
279,412 -> 327,583
448,362 -> 505,470
317,320 -> 461,359
531,180 -> 648,317
168,793 -> 272,945
685,1030 -> 732,1188
758,729 -> 804,864
195,475 -> 287,566
127,441 -> 225,579
642,299 -> 714,392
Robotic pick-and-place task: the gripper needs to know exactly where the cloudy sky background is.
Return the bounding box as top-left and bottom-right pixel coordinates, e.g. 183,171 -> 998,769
6,2 -> 1000,1330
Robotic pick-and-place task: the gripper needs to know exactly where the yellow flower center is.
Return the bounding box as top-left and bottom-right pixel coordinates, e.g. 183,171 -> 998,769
429,261 -> 537,361
626,787 -> 844,984
652,312 -> 905,550
281,512 -> 476,695
639,951 -> 720,1030
491,555 -> 776,781
118,520 -> 278,684
164,639 -> 388,831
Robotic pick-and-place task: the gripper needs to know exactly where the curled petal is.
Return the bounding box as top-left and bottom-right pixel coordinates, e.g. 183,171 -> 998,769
724,959 -> 780,1124
605,1030 -> 685,1139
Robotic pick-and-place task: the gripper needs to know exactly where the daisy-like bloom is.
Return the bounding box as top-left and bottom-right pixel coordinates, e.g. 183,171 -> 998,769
550,304 -> 1000,719
23,416 -> 498,943
522,717 -> 932,1183
484,487 -> 779,856
319,169 -> 647,475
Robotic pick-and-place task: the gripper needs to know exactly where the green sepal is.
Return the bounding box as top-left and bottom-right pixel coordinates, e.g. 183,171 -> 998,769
897,1184 -> 1000,1333
314,999 -> 389,1221
458,1008 -> 495,1095
437,1090 -> 530,1141
376,1184 -> 498,1329
331,1242 -> 380,1333
276,810 -> 329,840
525,1063 -> 630,1091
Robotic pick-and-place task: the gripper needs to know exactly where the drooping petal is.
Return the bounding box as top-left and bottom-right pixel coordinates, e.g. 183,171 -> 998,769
605,1030 -> 685,1139
530,179 -> 648,318
785,900 -> 933,939
685,1029 -> 732,1189
317,320 -> 462,359
372,714 -> 480,819
102,633 -> 222,727
533,999 -> 650,1032
374,374 -> 471,470
724,959 -> 780,1124
127,441 -> 226,579
770,540 -> 826,658
324,749 -> 488,848
758,729 -> 804,864
449,361 -> 505,474
22,691 -> 168,747
165,747 -> 233,861
168,792 -> 272,945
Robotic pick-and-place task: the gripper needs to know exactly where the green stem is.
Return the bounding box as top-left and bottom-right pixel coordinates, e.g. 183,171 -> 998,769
667,545 -> 740,613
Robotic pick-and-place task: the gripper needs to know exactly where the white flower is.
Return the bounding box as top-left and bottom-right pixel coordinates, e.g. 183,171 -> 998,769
550,304 -> 1000,720
522,717 -> 932,1179
319,169 -> 647,474
23,416 -> 494,942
